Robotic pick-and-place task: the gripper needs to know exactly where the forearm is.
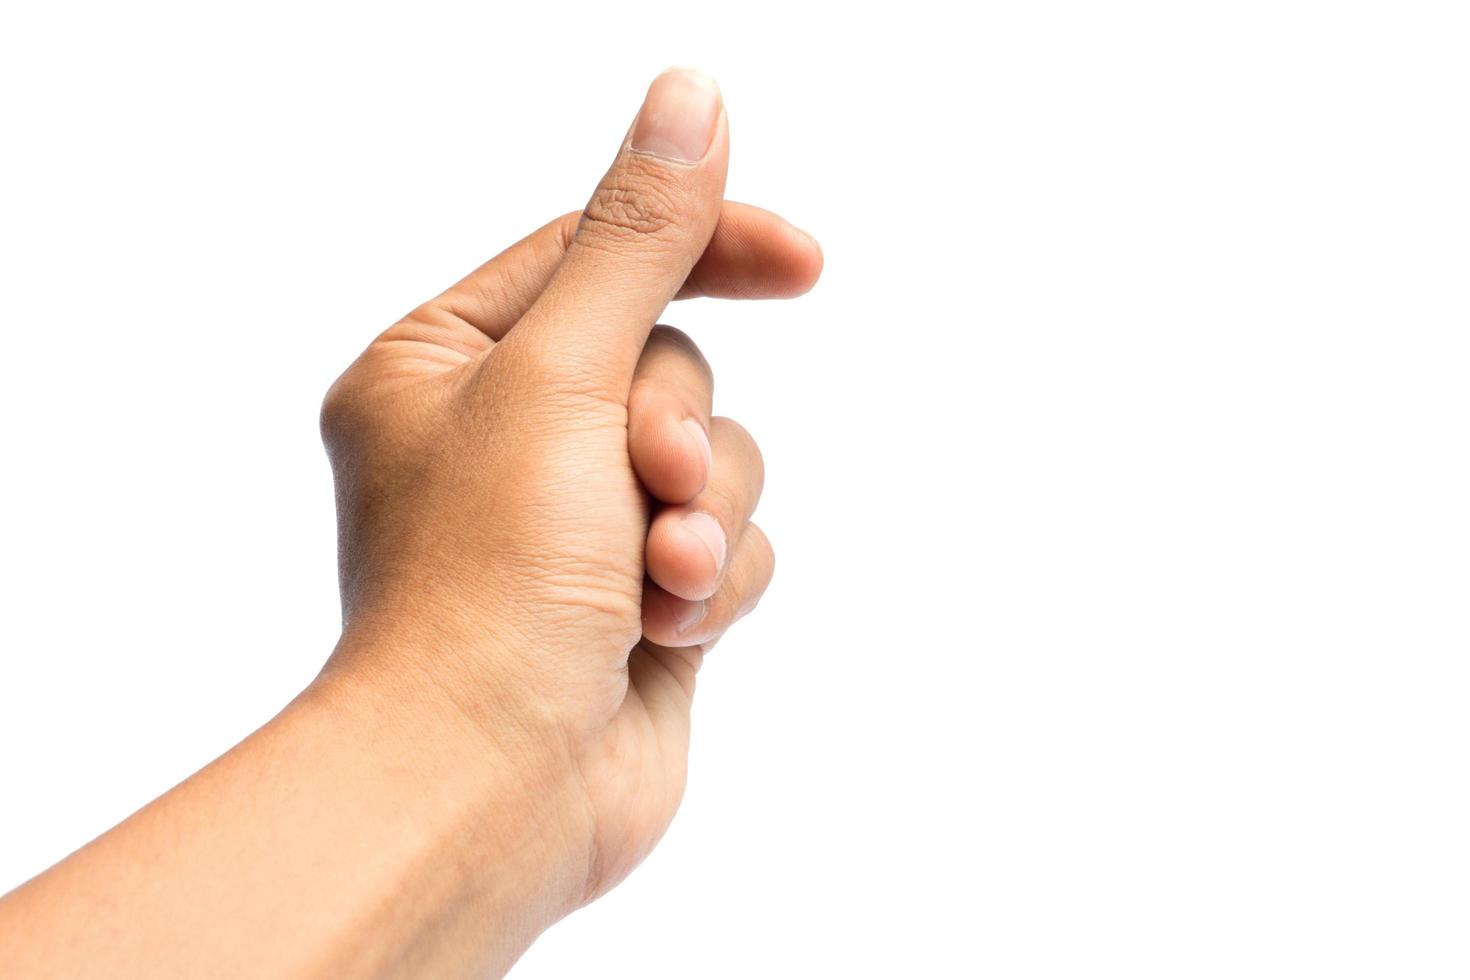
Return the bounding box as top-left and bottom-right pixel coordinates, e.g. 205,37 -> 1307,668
0,649 -> 589,978
2,67 -> 802,977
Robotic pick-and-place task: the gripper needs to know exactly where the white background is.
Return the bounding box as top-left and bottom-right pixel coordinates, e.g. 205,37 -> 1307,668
2,2 -> 1467,976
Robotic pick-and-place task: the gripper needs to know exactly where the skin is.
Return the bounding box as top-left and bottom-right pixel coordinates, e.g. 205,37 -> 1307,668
0,69 -> 821,977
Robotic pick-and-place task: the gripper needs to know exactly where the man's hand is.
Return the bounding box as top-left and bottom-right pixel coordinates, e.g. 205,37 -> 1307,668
320,66 -> 821,901
0,69 -> 819,979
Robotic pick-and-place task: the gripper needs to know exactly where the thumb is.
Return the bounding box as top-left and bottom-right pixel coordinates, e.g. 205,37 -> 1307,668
504,68 -> 729,393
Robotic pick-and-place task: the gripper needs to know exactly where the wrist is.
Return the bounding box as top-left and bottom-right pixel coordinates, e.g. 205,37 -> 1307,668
302,643 -> 595,969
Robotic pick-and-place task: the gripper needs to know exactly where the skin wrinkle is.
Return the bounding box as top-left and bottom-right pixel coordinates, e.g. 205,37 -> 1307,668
0,70 -> 819,979
430,201 -> 821,346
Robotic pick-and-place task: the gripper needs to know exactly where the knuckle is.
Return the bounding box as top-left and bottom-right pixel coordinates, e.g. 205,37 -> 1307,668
705,480 -> 745,526
744,522 -> 776,584
647,324 -> 714,382
713,416 -> 765,489
752,525 -> 776,570
627,375 -> 671,412
318,375 -> 362,444
580,163 -> 683,242
647,322 -> 695,350
729,523 -> 774,617
552,210 -> 582,250
747,521 -> 774,563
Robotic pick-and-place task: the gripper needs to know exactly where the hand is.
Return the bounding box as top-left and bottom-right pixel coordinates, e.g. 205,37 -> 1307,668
0,68 -> 820,979
318,68 -> 821,906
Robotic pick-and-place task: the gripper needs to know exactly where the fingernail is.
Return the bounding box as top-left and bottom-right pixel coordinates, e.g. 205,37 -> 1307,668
675,598 -> 707,637
630,68 -> 721,164
681,418 -> 713,477
681,511 -> 727,573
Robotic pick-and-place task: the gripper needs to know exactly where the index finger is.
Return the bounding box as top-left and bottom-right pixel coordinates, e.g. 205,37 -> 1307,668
431,202 -> 822,342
